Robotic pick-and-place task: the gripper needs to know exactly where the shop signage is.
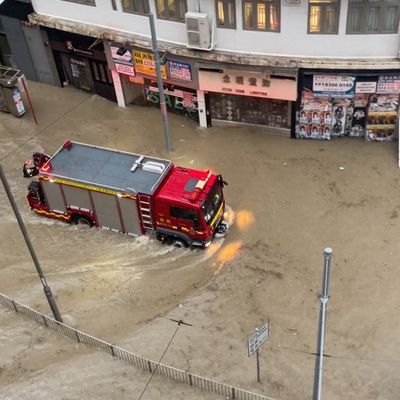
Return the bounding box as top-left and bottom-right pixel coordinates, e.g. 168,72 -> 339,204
313,75 -> 355,98
168,60 -> 192,82
133,50 -> 167,79
377,75 -> 400,94
355,81 -> 377,94
198,70 -> 297,101
111,46 -> 135,77
144,81 -> 198,121
66,41 -> 93,56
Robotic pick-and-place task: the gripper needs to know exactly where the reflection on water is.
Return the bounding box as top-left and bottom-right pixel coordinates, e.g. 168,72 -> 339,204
236,210 -> 255,231
214,240 -> 242,274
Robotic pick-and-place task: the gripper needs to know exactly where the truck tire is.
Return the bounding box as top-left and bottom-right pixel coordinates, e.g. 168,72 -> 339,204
72,215 -> 93,227
156,232 -> 168,244
169,238 -> 189,248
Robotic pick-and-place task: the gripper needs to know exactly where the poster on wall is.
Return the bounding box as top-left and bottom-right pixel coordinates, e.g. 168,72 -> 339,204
168,60 -> 192,82
313,75 -> 355,98
331,99 -> 350,137
133,51 -> 167,79
377,75 -> 400,94
296,91 -> 331,140
350,95 -> 369,137
111,46 -> 135,76
366,94 -> 399,141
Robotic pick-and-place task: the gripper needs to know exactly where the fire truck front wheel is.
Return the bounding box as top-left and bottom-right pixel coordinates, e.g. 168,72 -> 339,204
169,238 -> 189,248
72,214 -> 93,227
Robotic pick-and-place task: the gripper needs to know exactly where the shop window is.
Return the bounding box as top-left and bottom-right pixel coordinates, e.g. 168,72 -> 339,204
242,0 -> 280,32
210,93 -> 289,129
308,0 -> 340,34
90,61 -> 113,84
216,0 -> 236,29
156,0 -> 187,22
62,0 -> 96,5
347,0 -> 400,34
121,0 -> 150,14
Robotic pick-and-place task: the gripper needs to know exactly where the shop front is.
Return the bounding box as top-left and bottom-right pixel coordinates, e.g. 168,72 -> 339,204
106,43 -> 199,120
198,69 -> 297,134
47,29 -> 116,102
296,71 -> 400,141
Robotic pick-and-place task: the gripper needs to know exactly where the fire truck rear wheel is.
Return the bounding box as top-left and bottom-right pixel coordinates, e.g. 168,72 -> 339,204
73,215 -> 93,227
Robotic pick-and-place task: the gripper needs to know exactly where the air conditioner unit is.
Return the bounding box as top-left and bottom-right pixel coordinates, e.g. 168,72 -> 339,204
185,12 -> 211,50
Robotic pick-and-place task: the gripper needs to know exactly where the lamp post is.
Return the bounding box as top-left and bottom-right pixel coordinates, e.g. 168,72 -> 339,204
313,247 -> 333,400
147,12 -> 173,153
0,164 -> 62,322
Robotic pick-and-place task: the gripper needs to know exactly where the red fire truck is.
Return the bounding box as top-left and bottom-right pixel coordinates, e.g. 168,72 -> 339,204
24,141 -> 228,248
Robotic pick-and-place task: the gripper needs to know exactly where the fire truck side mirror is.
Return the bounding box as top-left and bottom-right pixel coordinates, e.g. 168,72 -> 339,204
217,174 -> 228,187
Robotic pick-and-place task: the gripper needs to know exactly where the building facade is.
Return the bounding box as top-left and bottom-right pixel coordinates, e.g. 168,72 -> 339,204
28,0 -> 400,140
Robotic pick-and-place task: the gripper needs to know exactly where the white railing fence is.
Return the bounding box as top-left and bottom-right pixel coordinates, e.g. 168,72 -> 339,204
0,293 -> 274,400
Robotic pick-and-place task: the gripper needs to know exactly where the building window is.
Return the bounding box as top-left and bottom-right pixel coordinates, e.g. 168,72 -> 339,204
63,0 -> 96,5
121,0 -> 150,14
347,0 -> 400,33
308,0 -> 340,33
156,0 -> 187,22
216,0 -> 236,29
242,0 -> 280,32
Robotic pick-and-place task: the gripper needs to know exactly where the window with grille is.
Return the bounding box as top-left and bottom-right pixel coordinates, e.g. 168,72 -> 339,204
156,0 -> 187,22
242,0 -> 280,32
121,0 -> 150,14
347,0 -> 400,33
216,0 -> 236,29
308,0 -> 340,33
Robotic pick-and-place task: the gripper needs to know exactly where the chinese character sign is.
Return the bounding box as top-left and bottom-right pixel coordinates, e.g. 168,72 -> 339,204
111,46 -> 135,77
313,75 -> 355,98
377,75 -> 400,94
168,61 -> 192,82
133,51 -> 167,79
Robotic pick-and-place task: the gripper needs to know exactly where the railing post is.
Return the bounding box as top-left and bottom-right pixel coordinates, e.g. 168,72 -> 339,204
12,300 -> 18,313
147,360 -> 152,372
42,315 -> 48,327
231,386 -> 236,399
110,344 -> 115,357
75,331 -> 80,343
188,373 -> 193,386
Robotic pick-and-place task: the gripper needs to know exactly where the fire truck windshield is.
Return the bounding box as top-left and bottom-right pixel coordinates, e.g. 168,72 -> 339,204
201,183 -> 223,224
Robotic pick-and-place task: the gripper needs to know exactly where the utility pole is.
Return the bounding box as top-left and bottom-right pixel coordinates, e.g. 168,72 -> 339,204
313,247 -> 333,400
147,12 -> 173,153
0,164 -> 63,322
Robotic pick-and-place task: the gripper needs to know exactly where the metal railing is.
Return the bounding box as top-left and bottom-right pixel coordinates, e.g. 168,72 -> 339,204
0,293 -> 274,400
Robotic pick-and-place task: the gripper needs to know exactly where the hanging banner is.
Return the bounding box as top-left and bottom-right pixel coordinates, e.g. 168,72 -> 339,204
313,75 -> 355,98
111,46 -> 135,77
133,50 -> 167,79
377,75 -> 400,94
168,60 -> 192,82
144,80 -> 198,121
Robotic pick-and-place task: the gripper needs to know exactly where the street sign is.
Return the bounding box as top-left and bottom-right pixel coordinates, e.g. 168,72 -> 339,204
248,322 -> 269,357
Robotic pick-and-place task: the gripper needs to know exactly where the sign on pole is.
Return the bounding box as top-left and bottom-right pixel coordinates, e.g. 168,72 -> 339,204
248,322 -> 269,357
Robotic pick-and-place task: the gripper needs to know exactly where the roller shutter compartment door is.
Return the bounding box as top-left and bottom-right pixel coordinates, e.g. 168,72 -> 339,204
41,181 -> 66,213
63,185 -> 92,211
91,192 -> 122,232
118,197 -> 141,235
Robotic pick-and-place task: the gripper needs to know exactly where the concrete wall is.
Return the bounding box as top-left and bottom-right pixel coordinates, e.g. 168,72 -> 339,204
31,0 -> 400,58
